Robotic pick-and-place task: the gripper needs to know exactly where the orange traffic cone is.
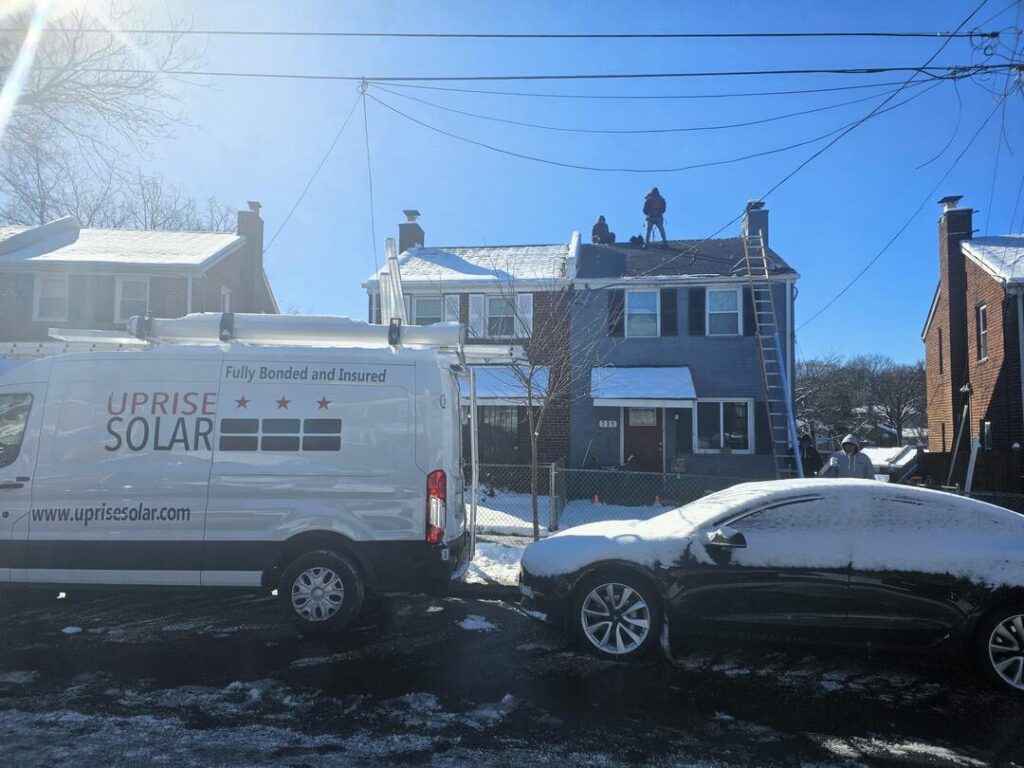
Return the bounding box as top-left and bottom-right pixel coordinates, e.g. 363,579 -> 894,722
593,494 -> 600,505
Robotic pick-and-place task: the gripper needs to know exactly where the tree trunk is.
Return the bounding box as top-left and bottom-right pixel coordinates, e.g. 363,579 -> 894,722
528,407 -> 540,542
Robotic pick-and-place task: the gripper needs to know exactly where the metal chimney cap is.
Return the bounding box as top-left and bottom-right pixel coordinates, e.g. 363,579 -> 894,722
938,195 -> 963,211
403,209 -> 421,222
745,200 -> 766,211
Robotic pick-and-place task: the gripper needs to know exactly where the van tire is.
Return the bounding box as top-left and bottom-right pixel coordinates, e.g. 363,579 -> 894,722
278,550 -> 365,635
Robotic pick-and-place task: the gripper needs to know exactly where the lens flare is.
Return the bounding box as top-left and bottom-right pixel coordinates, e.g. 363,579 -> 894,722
0,0 -> 53,141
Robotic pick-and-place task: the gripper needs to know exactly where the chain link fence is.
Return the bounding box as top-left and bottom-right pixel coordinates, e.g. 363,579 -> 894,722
464,463 -> 752,542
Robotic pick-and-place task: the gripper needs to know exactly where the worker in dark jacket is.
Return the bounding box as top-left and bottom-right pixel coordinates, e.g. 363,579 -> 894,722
798,433 -> 823,476
591,215 -> 615,244
643,187 -> 667,246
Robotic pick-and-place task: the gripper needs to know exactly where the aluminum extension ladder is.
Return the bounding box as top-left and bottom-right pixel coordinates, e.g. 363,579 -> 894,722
741,232 -> 804,479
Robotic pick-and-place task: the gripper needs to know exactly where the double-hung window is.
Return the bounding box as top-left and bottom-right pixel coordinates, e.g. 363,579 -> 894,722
707,288 -> 740,336
414,296 -> 444,325
696,400 -> 751,452
976,304 -> 988,361
625,290 -> 658,337
115,277 -> 150,324
487,297 -> 515,337
33,275 -> 68,322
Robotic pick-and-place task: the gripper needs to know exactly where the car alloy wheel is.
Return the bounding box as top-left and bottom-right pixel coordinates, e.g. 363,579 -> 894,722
580,582 -> 652,656
290,566 -> 345,622
988,614 -> 1024,690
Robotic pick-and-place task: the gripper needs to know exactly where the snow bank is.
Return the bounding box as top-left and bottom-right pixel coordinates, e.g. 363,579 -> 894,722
465,542 -> 524,586
470,490 -> 665,536
521,479 -> 1024,589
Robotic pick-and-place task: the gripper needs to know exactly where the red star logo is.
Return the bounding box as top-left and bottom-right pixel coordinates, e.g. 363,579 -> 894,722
235,395 -> 249,409
275,396 -> 290,410
316,396 -> 331,410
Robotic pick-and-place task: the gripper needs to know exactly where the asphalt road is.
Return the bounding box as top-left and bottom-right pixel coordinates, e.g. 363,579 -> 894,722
0,586 -> 1020,767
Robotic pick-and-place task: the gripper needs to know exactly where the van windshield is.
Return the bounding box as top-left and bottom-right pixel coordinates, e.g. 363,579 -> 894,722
0,393 -> 32,468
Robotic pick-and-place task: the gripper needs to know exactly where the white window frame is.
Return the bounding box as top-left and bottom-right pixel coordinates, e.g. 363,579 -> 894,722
220,286 -> 232,313
625,289 -> 659,338
413,295 -> 444,325
977,303 -> 988,361
486,295 -> 517,339
706,287 -> 742,337
32,274 -> 69,322
693,398 -> 754,454
114,276 -> 151,325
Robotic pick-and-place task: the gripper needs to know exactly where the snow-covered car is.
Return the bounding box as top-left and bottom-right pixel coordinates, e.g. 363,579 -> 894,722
519,479 -> 1024,695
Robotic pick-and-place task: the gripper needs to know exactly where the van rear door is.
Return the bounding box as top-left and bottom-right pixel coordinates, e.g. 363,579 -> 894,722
0,383 -> 45,583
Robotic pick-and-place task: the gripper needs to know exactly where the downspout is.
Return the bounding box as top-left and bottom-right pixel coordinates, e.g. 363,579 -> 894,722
1016,288 -> 1024,440
186,273 -> 193,313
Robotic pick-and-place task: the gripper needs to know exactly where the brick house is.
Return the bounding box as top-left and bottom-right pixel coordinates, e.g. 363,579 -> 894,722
922,195 -> 1024,488
0,202 -> 277,351
570,203 -> 798,477
363,211 -> 575,465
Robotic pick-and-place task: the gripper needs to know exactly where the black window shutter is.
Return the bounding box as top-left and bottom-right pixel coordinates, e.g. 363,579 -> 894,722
688,287 -> 705,336
660,288 -> 678,336
608,290 -> 625,337
14,274 -> 33,318
743,287 -> 756,336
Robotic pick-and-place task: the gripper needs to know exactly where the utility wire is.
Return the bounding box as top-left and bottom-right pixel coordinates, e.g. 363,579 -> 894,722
366,80 -> 941,173
361,89 -> 380,275
30,62 -> 1020,84
6,27 -> 1003,40
797,93 -> 1009,331
263,93 -> 361,255
370,79 -> 931,135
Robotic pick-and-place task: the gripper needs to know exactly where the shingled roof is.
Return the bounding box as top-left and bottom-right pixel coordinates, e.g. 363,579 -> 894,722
577,238 -> 796,279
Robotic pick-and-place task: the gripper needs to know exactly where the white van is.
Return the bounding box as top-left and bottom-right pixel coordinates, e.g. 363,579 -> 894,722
0,327 -> 467,633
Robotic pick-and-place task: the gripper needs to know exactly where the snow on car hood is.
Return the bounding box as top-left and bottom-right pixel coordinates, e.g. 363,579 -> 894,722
520,513 -> 695,578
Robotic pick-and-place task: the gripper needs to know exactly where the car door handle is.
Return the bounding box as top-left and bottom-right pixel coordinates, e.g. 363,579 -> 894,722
0,481 -> 24,490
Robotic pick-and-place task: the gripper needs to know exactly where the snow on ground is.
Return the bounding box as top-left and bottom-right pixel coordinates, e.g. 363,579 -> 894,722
457,615 -> 497,632
469,490 -> 667,536
465,541 -> 524,586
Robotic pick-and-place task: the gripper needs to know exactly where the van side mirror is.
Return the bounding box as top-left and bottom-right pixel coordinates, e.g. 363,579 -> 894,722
706,525 -> 747,549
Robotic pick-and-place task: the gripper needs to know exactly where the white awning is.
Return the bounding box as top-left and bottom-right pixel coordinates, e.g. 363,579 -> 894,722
591,366 -> 696,408
460,366 -> 548,405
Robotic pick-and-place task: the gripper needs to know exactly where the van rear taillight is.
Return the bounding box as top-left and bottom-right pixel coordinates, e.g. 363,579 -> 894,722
426,469 -> 446,544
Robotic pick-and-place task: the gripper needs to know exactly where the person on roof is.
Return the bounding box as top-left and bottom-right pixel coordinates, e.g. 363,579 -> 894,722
591,215 -> 615,245
643,187 -> 667,246
818,433 -> 875,479
798,433 -> 823,476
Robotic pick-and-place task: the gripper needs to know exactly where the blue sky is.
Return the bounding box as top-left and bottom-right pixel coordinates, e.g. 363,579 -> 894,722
131,0 -> 1023,363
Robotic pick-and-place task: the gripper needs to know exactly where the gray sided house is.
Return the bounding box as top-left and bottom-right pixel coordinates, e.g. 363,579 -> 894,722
569,205 -> 798,478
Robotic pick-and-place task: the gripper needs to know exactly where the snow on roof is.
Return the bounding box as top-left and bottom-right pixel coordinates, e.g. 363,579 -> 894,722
962,235 -> 1024,285
460,366 -> 549,403
368,243 -> 570,285
0,217 -> 242,270
591,366 -> 696,405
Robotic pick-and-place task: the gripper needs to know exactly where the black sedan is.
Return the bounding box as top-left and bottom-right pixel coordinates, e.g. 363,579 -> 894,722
519,479 -> 1024,695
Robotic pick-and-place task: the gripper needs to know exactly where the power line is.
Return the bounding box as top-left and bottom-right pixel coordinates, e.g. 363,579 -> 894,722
797,93 -> 1008,331
264,94 -> 361,256
7,27 -> 1005,40
361,90 -> 380,276
31,62 -> 1021,84
367,80 -> 940,173
369,79 -> 931,135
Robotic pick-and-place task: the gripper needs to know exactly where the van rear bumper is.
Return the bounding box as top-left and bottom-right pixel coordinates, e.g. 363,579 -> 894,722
362,531 -> 469,595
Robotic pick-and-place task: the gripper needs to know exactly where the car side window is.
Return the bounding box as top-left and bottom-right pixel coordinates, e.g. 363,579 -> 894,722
0,393 -> 33,469
730,497 -> 834,533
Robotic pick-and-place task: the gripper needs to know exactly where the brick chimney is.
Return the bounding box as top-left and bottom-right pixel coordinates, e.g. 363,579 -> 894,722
742,200 -> 768,246
399,209 -> 424,253
237,201 -> 264,312
937,194 -> 974,404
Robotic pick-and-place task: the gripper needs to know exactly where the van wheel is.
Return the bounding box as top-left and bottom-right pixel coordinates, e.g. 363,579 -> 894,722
278,550 -> 364,635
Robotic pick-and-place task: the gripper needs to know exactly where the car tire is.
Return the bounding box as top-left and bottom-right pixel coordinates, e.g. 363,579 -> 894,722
278,550 -> 365,635
571,569 -> 662,661
974,603 -> 1024,696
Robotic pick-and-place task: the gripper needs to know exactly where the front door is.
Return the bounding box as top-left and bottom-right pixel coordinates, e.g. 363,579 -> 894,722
623,407 -> 662,472
0,384 -> 45,582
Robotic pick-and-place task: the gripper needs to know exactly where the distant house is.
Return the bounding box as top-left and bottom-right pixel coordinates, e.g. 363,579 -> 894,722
0,202 -> 277,354
363,211 -> 576,465
570,203 -> 798,477
922,195 -> 1024,488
